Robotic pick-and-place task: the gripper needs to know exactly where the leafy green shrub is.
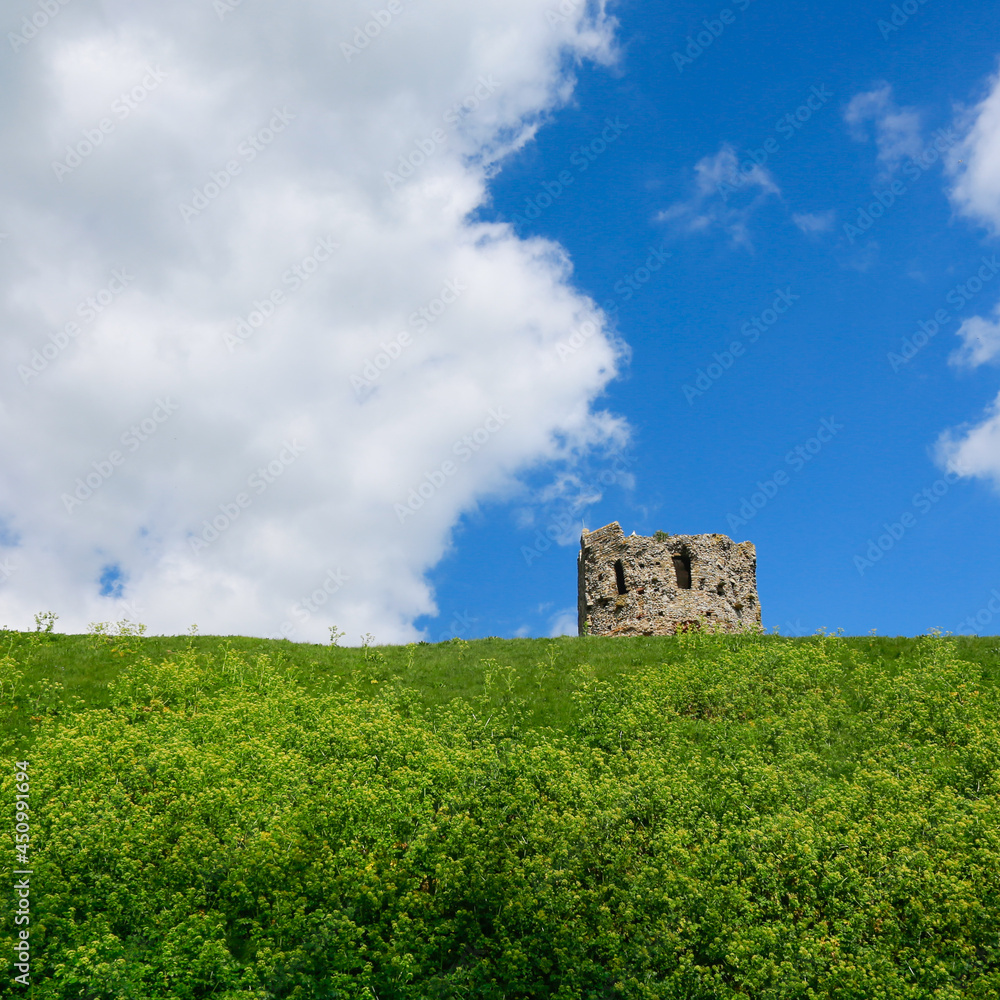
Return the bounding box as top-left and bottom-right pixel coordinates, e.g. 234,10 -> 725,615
1,637 -> 998,997
87,619 -> 148,660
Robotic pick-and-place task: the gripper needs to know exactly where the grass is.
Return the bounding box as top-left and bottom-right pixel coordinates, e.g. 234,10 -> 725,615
3,627 -> 998,753
3,627 -> 999,995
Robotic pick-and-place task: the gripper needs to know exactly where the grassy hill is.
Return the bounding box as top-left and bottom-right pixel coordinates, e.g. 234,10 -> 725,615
2,628 -> 999,997
6,627 -> 999,744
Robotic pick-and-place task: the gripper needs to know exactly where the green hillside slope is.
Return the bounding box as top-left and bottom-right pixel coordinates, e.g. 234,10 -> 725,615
2,629 -> 998,998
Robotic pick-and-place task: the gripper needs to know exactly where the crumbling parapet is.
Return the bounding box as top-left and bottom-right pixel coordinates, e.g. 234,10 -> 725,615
578,522 -> 761,636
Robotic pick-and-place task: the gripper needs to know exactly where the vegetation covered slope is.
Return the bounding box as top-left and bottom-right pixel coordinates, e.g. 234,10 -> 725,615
1,629 -> 999,998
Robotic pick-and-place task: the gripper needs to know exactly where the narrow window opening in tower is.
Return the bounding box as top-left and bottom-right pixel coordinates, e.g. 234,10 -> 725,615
672,553 -> 692,590
614,560 -> 627,595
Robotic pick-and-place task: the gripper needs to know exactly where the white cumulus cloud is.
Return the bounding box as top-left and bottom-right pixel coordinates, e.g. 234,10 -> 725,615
950,304 -> 1000,369
938,62 -> 1000,489
844,83 -> 924,177
948,63 -> 1000,234
656,143 -> 780,250
0,0 -> 628,642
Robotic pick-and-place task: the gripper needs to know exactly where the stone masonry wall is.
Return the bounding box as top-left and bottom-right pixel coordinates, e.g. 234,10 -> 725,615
577,522 -> 761,636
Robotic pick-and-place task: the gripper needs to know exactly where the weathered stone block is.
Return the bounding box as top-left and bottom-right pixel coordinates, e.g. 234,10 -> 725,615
577,522 -> 761,636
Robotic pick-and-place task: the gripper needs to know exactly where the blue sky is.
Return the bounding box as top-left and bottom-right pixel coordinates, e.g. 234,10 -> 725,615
421,0 -> 1000,640
1,0 -> 999,641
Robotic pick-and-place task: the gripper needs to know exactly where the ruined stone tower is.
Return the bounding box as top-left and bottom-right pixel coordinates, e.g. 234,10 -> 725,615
577,523 -> 761,636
